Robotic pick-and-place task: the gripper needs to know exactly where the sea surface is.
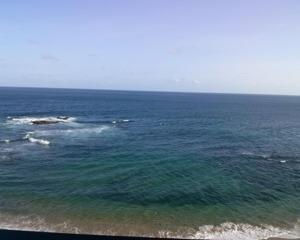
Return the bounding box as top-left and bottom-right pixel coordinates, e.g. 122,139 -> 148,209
0,87 -> 299,240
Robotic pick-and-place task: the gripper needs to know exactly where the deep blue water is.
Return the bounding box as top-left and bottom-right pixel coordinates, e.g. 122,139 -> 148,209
0,87 -> 299,239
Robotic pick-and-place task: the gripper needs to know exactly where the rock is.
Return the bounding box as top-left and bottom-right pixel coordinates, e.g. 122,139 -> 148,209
31,120 -> 59,125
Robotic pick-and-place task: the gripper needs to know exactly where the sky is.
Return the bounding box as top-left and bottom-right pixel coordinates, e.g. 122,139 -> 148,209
0,0 -> 300,95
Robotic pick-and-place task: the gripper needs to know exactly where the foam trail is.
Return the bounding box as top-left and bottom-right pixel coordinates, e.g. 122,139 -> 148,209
112,119 -> 131,124
33,126 -> 110,137
0,139 -> 25,144
241,151 -> 272,159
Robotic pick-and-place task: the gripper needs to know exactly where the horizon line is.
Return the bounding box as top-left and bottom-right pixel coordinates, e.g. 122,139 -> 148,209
0,85 -> 300,98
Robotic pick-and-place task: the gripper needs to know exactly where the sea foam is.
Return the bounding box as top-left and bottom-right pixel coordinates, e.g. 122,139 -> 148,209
7,116 -> 76,125
190,222 -> 300,240
0,214 -> 299,240
33,126 -> 110,137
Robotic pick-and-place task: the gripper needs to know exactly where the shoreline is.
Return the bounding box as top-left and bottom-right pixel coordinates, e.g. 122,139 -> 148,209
0,212 -> 298,240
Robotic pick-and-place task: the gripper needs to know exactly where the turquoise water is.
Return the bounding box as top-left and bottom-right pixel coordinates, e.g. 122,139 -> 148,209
0,87 -> 299,239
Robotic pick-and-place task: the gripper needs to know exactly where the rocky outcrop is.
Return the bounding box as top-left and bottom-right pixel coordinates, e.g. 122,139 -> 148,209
31,116 -> 70,125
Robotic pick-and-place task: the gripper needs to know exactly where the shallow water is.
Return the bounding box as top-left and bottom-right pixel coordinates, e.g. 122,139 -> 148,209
0,87 -> 299,239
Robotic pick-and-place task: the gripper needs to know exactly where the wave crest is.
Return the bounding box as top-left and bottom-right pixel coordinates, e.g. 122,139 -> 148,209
23,132 -> 50,145
7,116 -> 76,125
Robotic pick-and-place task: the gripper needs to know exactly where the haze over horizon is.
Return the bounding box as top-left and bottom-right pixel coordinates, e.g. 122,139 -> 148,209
1,0 -> 300,95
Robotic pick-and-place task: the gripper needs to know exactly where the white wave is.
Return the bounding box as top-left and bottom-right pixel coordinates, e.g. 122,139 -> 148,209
241,151 -> 272,159
241,151 -> 256,156
34,126 -> 110,136
23,132 -> 34,140
112,119 -> 130,124
190,222 -> 299,240
28,137 -> 50,145
280,160 -> 287,163
23,132 -> 50,145
7,116 -> 76,125
3,139 -> 10,143
61,126 -> 110,135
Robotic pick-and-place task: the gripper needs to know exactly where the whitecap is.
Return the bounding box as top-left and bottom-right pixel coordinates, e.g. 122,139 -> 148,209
241,151 -> 272,160
280,160 -> 287,163
23,132 -> 34,140
23,132 -> 50,145
112,119 -> 130,124
241,151 -> 255,156
7,116 -> 76,125
28,137 -> 50,145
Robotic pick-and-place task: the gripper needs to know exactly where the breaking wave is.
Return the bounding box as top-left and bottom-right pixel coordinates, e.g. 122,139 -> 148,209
0,217 -> 299,240
23,132 -> 50,145
189,222 -> 300,240
7,116 -> 76,125
27,137 -> 50,145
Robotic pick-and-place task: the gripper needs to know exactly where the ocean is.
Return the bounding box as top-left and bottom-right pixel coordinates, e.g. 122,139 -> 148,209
0,87 -> 299,240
